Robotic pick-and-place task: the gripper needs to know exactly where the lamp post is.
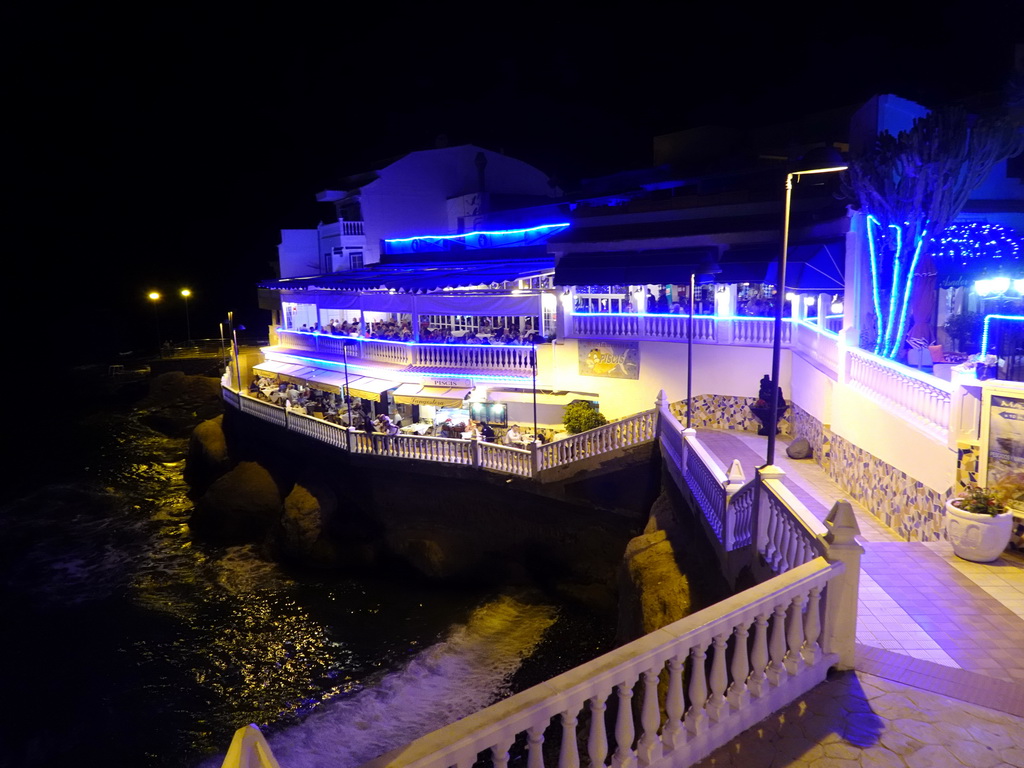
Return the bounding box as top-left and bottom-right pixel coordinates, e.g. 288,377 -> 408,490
341,338 -> 358,429
228,310 -> 243,393
181,288 -> 192,345
765,161 -> 847,467
686,273 -> 694,430
532,340 -> 538,442
147,291 -> 161,354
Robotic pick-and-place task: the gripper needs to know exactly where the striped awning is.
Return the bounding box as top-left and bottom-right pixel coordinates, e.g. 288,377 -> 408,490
253,361 -> 317,385
392,383 -> 472,407
346,376 -> 400,402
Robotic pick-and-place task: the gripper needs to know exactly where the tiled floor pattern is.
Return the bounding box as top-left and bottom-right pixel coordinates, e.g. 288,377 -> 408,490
695,668 -> 1024,768
691,428 -> 1024,765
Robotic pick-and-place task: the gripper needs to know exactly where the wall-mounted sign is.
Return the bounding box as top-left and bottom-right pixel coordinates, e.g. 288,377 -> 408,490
425,377 -> 472,388
980,387 -> 1024,513
578,341 -> 640,380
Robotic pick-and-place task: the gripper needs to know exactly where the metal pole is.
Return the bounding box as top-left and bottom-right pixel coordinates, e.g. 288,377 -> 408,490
687,272 -> 695,430
766,174 -> 794,467
343,342 -> 352,428
532,342 -> 538,442
229,310 -> 242,394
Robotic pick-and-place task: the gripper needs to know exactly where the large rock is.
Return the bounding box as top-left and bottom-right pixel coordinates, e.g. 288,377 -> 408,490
190,461 -> 283,542
787,437 -> 813,459
184,415 -> 231,494
618,528 -> 692,641
278,481 -> 338,565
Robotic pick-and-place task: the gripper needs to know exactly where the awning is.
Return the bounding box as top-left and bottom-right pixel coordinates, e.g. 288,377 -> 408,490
392,383 -> 472,407
346,376 -> 400,402
553,247 -> 717,286
753,239 -> 845,291
301,368 -> 349,394
253,361 -> 317,385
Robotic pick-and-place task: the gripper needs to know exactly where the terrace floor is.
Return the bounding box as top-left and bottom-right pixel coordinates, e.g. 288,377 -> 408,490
695,429 -> 1024,768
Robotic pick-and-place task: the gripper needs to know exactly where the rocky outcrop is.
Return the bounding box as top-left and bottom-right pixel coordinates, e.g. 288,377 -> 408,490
190,461 -> 284,543
184,415 -> 230,495
139,371 -> 223,437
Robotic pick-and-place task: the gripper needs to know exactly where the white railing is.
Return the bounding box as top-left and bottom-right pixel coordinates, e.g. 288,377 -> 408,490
731,317 -> 784,347
794,321 -> 840,375
412,343 -> 535,373
758,475 -> 829,576
226,390 -> 649,479
682,430 -> 730,545
571,313 -> 718,342
351,557 -> 845,768
845,348 -> 952,435
537,410 -> 656,470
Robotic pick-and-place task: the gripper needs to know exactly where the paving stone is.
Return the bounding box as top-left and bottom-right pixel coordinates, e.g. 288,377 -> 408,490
962,721 -> 1019,750
878,728 -> 926,757
859,748 -> 907,768
999,745 -> 1024,766
772,737 -> 825,763
821,742 -> 862,760
905,743 -> 970,768
888,717 -> 952,746
806,757 -> 859,768
947,739 -> 1005,768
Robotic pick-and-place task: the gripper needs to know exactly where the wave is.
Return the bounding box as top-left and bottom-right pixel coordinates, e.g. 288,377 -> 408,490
200,593 -> 557,768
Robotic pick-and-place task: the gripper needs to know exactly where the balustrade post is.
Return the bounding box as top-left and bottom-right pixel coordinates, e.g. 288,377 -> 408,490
766,602 -> 789,687
823,500 -> 863,670
637,667 -> 663,765
611,681 -> 637,768
471,434 -> 482,469
685,643 -> 708,736
588,694 -> 609,768
662,657 -> 685,750
727,621 -> 751,709
784,593 -> 807,675
802,586 -> 823,666
559,710 -> 580,768
747,613 -> 769,698
724,459 -> 745,551
705,633 -> 729,722
491,742 -> 510,768
527,725 -> 545,768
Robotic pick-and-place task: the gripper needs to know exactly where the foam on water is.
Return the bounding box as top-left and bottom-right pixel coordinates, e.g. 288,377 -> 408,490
204,594 -> 557,768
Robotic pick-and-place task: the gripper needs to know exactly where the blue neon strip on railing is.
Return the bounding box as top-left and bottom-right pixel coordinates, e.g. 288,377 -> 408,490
266,351 -> 534,383
572,312 -> 793,321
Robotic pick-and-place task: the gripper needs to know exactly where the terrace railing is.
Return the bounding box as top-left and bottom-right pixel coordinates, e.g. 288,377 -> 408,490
845,347 -> 952,436
536,409 -> 656,470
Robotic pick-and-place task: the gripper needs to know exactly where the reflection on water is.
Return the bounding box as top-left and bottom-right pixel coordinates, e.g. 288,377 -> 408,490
1,398 -> 608,768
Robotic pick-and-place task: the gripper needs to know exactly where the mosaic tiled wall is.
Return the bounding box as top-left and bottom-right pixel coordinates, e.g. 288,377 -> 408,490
670,395 -> 793,436
670,394 -> 1021,549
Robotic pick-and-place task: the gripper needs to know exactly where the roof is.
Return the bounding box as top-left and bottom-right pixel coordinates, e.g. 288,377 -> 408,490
260,253 -> 554,293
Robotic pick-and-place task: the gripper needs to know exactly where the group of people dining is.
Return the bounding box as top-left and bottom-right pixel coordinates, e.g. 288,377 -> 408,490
249,375 -> 545,446
291,317 -> 548,345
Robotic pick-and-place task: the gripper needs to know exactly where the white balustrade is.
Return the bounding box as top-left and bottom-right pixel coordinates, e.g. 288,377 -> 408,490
361,339 -> 413,366
238,393 -> 287,427
846,348 -> 952,435
758,476 -> 828,575
286,410 -> 349,448
682,431 -> 729,544
537,410 -> 656,471
794,321 -> 839,375
412,343 -> 535,374
479,442 -> 532,477
346,558 -> 843,768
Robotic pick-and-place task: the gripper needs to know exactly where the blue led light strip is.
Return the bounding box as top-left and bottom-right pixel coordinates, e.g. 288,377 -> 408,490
886,228 -> 926,359
265,351 -> 534,384
865,216 -> 886,355
881,223 -> 904,358
980,314 -> 1024,356
385,223 -> 570,244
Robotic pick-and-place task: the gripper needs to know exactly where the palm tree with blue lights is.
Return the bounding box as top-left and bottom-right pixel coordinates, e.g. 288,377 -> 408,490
845,106 -> 1023,359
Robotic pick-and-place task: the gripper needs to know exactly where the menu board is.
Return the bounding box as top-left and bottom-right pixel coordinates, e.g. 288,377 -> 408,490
982,390 -> 1024,513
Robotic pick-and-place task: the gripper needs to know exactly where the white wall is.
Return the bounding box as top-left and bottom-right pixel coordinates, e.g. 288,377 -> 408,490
538,339 -> 786,421
790,353 -> 834,426
278,230 -> 320,278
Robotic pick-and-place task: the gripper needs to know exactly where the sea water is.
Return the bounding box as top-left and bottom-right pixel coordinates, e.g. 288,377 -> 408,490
0,380 -> 612,768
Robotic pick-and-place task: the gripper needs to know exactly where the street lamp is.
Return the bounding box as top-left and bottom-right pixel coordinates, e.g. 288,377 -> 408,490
341,338 -> 359,429
147,291 -> 161,354
181,288 -> 192,345
765,159 -> 847,466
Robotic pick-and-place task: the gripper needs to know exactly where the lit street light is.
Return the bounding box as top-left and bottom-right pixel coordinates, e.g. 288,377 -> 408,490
147,291 -> 162,354
181,288 -> 193,345
765,159 -> 848,466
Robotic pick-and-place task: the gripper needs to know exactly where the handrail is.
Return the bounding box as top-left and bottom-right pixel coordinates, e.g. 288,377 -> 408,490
845,346 -> 952,435
758,476 -> 829,575
356,558 -> 843,768
537,409 -> 656,470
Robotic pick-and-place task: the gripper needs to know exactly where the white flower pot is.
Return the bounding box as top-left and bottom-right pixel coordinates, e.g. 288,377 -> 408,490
944,499 -> 1013,562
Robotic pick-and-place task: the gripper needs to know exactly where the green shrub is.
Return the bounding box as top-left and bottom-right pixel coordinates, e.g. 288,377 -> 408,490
563,400 -> 608,434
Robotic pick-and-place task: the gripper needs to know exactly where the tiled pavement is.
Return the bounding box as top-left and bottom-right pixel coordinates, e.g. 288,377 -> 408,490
693,429 -> 1024,767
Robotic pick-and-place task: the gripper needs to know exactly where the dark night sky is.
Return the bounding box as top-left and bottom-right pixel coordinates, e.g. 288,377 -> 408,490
8,2 -> 1022,364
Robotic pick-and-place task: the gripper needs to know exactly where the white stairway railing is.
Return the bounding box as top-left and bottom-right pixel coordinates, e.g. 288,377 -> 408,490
794,320 -> 840,376
845,348 -> 952,436
537,410 -> 656,470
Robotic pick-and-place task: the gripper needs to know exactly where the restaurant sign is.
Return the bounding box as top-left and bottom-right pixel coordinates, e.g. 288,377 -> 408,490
981,388 -> 1024,513
578,341 -> 639,380
425,376 -> 472,388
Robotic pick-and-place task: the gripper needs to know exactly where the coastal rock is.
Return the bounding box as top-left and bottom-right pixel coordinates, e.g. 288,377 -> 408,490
190,461 -> 283,543
184,415 -> 231,494
618,528 -> 692,640
277,481 -> 339,567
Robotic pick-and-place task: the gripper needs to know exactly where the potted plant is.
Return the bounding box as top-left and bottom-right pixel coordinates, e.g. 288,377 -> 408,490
945,485 -> 1013,562
749,374 -> 787,436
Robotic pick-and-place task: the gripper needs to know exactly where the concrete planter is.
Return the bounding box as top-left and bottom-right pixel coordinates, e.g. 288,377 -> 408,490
944,499 -> 1013,562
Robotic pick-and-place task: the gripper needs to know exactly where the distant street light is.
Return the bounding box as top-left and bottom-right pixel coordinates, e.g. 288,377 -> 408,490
181,288 -> 193,344
147,291 -> 162,354
765,159 -> 847,466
